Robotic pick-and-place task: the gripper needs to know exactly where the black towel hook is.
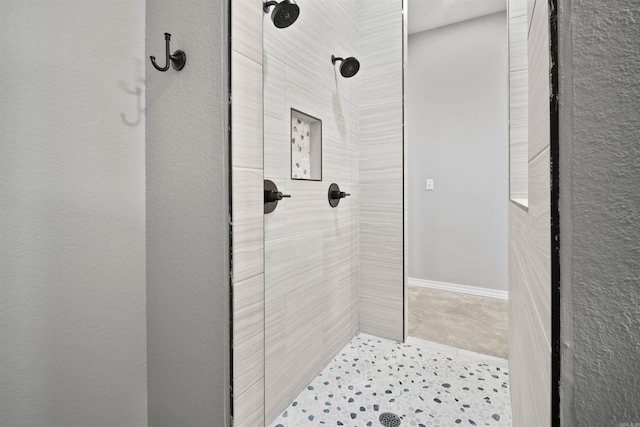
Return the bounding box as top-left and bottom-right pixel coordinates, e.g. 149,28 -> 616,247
150,33 -> 186,72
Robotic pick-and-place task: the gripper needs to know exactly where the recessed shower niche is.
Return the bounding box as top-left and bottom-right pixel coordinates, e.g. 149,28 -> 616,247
290,108 -> 321,181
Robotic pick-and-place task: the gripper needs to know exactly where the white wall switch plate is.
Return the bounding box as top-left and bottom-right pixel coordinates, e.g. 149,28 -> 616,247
426,179 -> 434,190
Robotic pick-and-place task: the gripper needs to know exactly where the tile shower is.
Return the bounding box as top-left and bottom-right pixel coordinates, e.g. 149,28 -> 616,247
231,1 -> 406,425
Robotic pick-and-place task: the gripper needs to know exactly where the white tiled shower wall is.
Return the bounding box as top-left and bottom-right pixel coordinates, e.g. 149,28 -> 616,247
507,0 -> 552,425
358,0 -> 405,341
231,1 -> 265,426
509,0 -> 529,203
263,0 -> 359,421
231,1 -> 405,425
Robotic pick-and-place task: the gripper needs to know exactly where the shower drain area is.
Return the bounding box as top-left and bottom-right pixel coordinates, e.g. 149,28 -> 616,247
269,333 -> 511,426
379,412 -> 401,427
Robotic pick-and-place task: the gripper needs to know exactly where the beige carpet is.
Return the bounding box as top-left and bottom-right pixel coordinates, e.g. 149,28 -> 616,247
408,286 -> 509,359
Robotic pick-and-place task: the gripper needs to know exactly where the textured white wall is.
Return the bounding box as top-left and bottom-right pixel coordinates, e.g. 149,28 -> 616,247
0,2 -> 147,426
358,0 -> 406,342
145,1 -> 230,426
507,0 -> 552,424
508,1 -> 529,204
559,0 -> 640,424
408,12 -> 508,292
230,1 -> 265,426
262,0 -> 360,422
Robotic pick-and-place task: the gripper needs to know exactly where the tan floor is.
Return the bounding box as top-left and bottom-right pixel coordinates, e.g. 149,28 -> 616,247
408,286 -> 509,359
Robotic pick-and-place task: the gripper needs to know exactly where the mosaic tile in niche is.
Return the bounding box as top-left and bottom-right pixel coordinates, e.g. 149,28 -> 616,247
291,117 -> 311,179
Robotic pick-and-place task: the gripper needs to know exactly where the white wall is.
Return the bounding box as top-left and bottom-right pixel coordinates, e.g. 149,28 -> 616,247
230,1 -> 265,425
145,1 -> 230,426
508,1 -> 529,205
0,2 -> 147,426
262,0 -> 360,422
408,12 -> 508,292
559,0 -> 640,424
358,0 -> 406,342
507,0 -> 551,424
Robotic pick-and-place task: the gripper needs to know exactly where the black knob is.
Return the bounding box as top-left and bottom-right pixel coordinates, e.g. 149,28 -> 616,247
329,191 -> 350,200
264,179 -> 290,214
264,190 -> 291,203
328,183 -> 350,208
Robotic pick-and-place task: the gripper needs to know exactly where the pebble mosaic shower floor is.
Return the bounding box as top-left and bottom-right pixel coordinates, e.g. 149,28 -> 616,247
269,333 -> 511,427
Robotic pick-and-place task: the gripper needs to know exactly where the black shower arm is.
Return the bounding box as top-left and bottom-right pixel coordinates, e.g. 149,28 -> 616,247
263,1 -> 279,12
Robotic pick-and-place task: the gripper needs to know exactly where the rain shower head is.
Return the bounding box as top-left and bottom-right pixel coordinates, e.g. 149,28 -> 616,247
331,55 -> 360,78
263,0 -> 300,28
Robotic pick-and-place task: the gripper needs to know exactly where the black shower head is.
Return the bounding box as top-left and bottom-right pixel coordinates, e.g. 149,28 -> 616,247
331,55 -> 360,78
264,0 -> 300,28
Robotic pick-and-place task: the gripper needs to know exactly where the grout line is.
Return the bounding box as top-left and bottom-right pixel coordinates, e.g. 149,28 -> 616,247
528,145 -> 551,165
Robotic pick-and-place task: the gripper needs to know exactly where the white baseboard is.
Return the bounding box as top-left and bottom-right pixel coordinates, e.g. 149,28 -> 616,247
408,277 -> 508,300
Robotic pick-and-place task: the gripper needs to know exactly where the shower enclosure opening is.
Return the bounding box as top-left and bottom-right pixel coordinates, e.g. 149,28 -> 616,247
230,0 -> 520,425
406,0 -> 510,361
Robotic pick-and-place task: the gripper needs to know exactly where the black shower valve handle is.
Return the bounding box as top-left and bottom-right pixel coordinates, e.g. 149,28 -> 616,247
264,190 -> 291,203
264,180 -> 290,214
330,191 -> 350,200
328,183 -> 350,207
